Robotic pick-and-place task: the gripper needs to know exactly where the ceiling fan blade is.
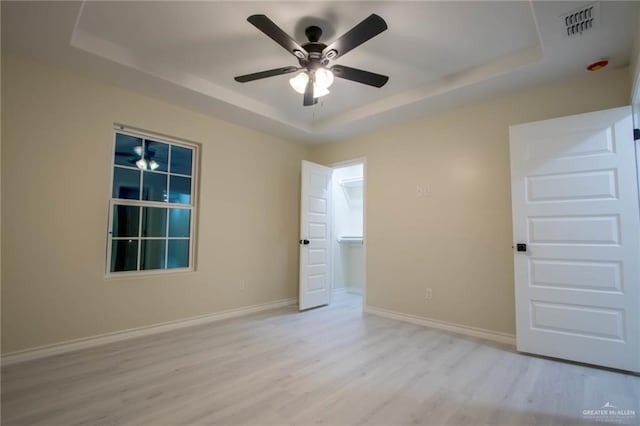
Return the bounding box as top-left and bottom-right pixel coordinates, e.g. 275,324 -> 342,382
331,65 -> 389,88
303,78 -> 314,106
247,15 -> 308,60
234,66 -> 300,83
322,14 -> 387,60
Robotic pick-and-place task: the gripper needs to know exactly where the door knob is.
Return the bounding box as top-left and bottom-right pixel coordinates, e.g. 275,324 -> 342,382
299,239 -> 310,245
516,243 -> 527,252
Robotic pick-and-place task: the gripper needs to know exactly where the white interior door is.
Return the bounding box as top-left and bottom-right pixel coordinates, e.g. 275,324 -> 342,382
510,106 -> 640,372
299,160 -> 332,310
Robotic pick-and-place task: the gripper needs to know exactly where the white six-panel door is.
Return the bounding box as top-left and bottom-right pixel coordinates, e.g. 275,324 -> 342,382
299,161 -> 332,310
510,106 -> 640,372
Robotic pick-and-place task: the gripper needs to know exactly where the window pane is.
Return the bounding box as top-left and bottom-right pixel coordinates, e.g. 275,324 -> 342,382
112,205 -> 139,237
171,146 -> 193,175
114,133 -> 143,168
113,167 -> 141,200
169,176 -> 191,204
111,239 -> 138,272
140,239 -> 166,270
169,208 -> 191,238
142,207 -> 167,237
145,140 -> 169,172
167,239 -> 189,268
142,172 -> 168,202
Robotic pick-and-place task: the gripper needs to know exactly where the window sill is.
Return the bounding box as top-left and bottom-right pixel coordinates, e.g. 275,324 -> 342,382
104,268 -> 196,281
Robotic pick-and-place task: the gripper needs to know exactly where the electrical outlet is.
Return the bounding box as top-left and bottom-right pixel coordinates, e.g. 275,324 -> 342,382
425,288 -> 433,301
240,280 -> 246,292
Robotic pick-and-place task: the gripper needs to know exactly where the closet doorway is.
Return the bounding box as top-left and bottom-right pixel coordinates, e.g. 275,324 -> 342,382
331,160 -> 366,310
298,159 -> 366,311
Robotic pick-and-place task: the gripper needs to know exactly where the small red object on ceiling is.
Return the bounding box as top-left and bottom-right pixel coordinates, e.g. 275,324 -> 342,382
586,60 -> 608,72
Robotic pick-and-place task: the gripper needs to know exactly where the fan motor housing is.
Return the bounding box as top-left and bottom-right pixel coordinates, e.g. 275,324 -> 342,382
305,25 -> 323,42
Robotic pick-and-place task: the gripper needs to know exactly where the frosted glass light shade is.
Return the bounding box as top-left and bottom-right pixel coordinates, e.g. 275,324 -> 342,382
289,70 -> 332,98
136,158 -> 148,170
313,86 -> 330,98
289,72 -> 309,94
315,68 -> 334,89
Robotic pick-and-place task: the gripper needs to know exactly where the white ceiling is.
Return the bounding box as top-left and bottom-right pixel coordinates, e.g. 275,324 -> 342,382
2,1 -> 638,143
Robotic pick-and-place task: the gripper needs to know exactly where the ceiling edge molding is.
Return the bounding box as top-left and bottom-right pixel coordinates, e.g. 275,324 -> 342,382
311,44 -> 544,133
69,28 -> 311,134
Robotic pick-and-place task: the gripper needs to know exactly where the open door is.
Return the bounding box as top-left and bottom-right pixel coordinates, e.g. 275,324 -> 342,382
299,160 -> 332,310
510,106 -> 640,372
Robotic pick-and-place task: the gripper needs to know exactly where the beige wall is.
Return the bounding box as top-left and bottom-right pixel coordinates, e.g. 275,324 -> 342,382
1,55 -> 309,354
631,12 -> 640,126
631,11 -> 640,102
311,68 -> 631,335
2,52 -> 632,354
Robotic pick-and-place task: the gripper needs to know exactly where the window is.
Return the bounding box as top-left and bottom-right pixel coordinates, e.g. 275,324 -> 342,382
107,128 -> 197,275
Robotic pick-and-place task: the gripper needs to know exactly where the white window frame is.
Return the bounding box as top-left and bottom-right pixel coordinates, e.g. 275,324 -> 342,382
106,126 -> 198,278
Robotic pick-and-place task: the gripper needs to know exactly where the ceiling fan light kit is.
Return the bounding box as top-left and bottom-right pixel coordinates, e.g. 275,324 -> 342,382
289,69 -> 334,98
235,13 -> 389,106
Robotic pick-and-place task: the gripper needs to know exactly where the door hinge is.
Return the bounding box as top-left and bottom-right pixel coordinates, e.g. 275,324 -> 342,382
634,128 -> 640,141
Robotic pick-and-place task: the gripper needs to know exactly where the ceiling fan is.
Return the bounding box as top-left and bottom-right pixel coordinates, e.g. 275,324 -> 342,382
234,14 -> 389,106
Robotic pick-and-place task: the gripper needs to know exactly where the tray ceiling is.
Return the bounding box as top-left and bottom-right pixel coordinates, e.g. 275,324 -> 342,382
2,1 -> 639,143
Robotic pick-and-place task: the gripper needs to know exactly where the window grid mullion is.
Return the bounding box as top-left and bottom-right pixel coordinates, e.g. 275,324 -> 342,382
136,206 -> 143,271
135,138 -> 146,271
167,144 -> 173,204
110,199 -> 192,209
189,145 -> 195,271
165,216 -> 170,270
171,172 -> 191,178
113,164 -> 191,179
165,146 -> 173,269
113,236 -> 190,240
138,139 -> 145,202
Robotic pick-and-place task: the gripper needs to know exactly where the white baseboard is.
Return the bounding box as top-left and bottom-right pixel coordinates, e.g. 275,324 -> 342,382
364,305 -> 516,346
332,287 -> 348,294
2,297 -> 297,366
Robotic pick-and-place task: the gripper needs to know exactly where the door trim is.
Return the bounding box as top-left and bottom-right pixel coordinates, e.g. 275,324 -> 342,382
330,157 -> 367,312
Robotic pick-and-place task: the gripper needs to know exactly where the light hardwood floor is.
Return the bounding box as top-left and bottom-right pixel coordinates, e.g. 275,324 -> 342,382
2,293 -> 639,425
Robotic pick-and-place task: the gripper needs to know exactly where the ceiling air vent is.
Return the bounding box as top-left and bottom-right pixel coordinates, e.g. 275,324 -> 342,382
562,3 -> 599,37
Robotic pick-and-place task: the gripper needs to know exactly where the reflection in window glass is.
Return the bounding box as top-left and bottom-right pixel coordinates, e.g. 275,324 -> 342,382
169,176 -> 191,204
171,145 -> 193,175
142,207 -> 167,237
169,209 -> 191,238
142,172 -> 168,202
168,239 -> 189,269
112,205 -> 139,237
141,239 -> 166,270
113,167 -> 141,200
111,240 -> 138,272
145,140 -> 169,172
114,134 -> 143,168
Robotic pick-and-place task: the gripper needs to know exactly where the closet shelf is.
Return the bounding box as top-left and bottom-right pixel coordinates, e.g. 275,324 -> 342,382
339,177 -> 363,203
338,236 -> 364,245
339,177 -> 363,188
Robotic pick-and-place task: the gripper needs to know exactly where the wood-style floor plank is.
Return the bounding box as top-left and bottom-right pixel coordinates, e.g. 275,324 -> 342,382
2,293 -> 638,425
